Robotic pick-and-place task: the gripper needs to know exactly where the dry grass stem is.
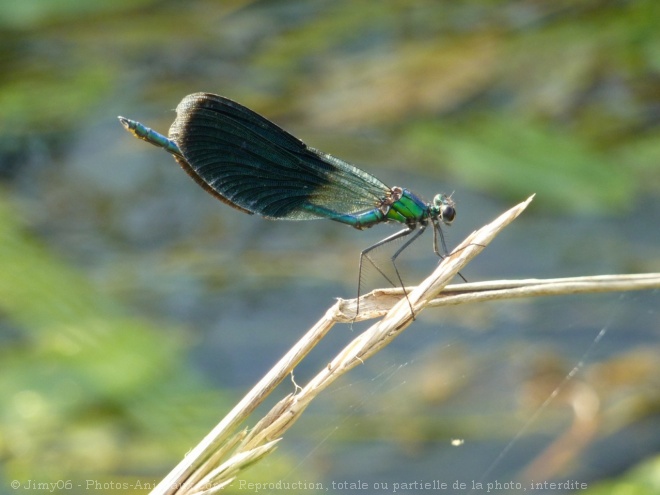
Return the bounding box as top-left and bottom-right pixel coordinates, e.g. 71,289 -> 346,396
150,194 -> 658,494
339,273 -> 660,318
151,311 -> 338,495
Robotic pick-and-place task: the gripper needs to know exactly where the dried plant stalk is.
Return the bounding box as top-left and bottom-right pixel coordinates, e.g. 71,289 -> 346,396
339,273 -> 660,318
149,194 -> 659,494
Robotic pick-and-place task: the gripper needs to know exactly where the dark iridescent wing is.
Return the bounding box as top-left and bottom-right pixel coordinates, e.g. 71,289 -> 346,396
168,93 -> 391,220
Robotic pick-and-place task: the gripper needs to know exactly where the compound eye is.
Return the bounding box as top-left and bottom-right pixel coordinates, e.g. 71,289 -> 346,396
442,204 -> 456,223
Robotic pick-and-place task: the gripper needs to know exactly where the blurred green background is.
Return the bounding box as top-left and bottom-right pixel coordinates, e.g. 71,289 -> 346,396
0,1 -> 658,494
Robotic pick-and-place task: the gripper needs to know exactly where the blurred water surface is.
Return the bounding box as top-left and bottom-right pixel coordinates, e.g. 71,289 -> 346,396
0,1 -> 658,494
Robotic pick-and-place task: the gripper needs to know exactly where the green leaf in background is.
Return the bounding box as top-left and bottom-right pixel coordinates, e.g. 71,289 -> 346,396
404,115 -> 636,213
583,454 -> 660,495
0,196 -> 230,481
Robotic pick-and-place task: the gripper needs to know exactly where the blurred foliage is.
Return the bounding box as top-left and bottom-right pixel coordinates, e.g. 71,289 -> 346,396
404,115 -> 634,211
0,196 -> 233,487
0,0 -> 658,491
584,454 -> 660,495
